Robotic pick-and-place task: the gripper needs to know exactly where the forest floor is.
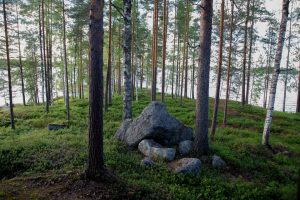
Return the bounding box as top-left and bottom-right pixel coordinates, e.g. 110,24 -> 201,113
0,91 -> 299,200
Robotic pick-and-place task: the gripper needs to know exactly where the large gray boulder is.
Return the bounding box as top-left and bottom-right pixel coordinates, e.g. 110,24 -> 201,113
168,158 -> 202,175
138,139 -> 176,161
117,101 -> 193,147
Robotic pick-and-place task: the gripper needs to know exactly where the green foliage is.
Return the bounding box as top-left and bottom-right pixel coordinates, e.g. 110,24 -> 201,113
0,92 -> 299,199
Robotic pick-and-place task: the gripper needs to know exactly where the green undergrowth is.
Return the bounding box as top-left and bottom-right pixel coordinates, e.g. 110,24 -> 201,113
0,91 -> 299,199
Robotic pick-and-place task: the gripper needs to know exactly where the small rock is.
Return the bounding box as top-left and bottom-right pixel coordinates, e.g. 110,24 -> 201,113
178,140 -> 193,155
48,124 -> 66,131
151,147 -> 176,161
138,139 -> 176,161
138,139 -> 162,155
140,157 -> 155,167
212,155 -> 226,168
168,158 -> 202,175
282,150 -> 290,155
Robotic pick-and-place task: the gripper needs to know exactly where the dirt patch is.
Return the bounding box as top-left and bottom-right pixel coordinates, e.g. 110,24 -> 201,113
0,171 -> 171,200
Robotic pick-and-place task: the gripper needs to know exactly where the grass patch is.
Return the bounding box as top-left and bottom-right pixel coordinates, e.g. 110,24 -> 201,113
0,91 -> 299,199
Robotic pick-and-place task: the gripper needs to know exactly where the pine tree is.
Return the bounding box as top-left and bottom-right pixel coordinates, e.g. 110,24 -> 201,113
193,0 -> 213,155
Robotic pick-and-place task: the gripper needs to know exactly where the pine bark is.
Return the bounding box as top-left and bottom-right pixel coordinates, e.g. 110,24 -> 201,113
63,0 -> 70,127
16,4 -> 26,106
123,0 -> 133,120
38,5 -> 45,103
184,0 -> 189,99
42,0 -> 49,112
161,0 -> 168,102
151,0 -> 158,101
193,0 -> 213,155
3,0 -> 15,129
211,0 -> 225,138
262,0 -> 290,146
171,2 -> 177,99
246,0 -> 255,104
105,0 -> 113,111
191,38 -> 196,99
86,0 -> 105,179
296,63 -> 300,113
223,0 -> 234,125
117,24 -> 122,95
241,0 -> 250,105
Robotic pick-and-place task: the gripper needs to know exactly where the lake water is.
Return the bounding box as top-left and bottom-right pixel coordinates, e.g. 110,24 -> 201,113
0,74 -> 298,113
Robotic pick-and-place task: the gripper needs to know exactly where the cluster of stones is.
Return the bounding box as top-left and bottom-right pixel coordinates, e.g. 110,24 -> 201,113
115,101 -> 226,175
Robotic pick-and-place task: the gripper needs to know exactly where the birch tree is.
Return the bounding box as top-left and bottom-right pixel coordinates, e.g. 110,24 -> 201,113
262,0 -> 290,146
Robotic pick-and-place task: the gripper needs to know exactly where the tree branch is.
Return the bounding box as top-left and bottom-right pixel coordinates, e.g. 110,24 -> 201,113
111,3 -> 124,18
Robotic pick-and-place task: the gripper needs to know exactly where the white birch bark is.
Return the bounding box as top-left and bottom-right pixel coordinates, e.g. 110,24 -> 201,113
262,0 -> 290,145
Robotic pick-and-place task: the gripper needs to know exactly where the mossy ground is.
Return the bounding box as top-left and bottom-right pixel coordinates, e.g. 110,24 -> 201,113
0,91 -> 299,199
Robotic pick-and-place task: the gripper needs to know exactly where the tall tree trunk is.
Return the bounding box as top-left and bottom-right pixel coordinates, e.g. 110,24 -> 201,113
241,0 -> 250,105
210,0 -> 225,138
223,0 -> 234,125
79,38 -> 84,99
131,0 -> 136,99
151,0 -> 158,101
39,5 -> 45,103
73,42 -> 78,98
180,42 -> 185,104
283,5 -> 292,112
3,0 -> 15,129
246,0 -> 255,104
42,0 -> 49,112
296,63 -> 300,113
193,0 -> 213,155
140,41 -> 145,91
262,0 -> 290,146
117,24 -> 122,95
105,0 -> 113,111
123,0 -> 132,120
176,39 -> 181,98
161,0 -> 168,102
63,0 -> 70,127
16,4 -> 26,106
184,0 -> 189,99
191,38 -> 196,99
86,0 -> 105,179
46,4 -> 51,105
33,49 -> 39,104
49,0 -> 53,103
171,1 -> 177,99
